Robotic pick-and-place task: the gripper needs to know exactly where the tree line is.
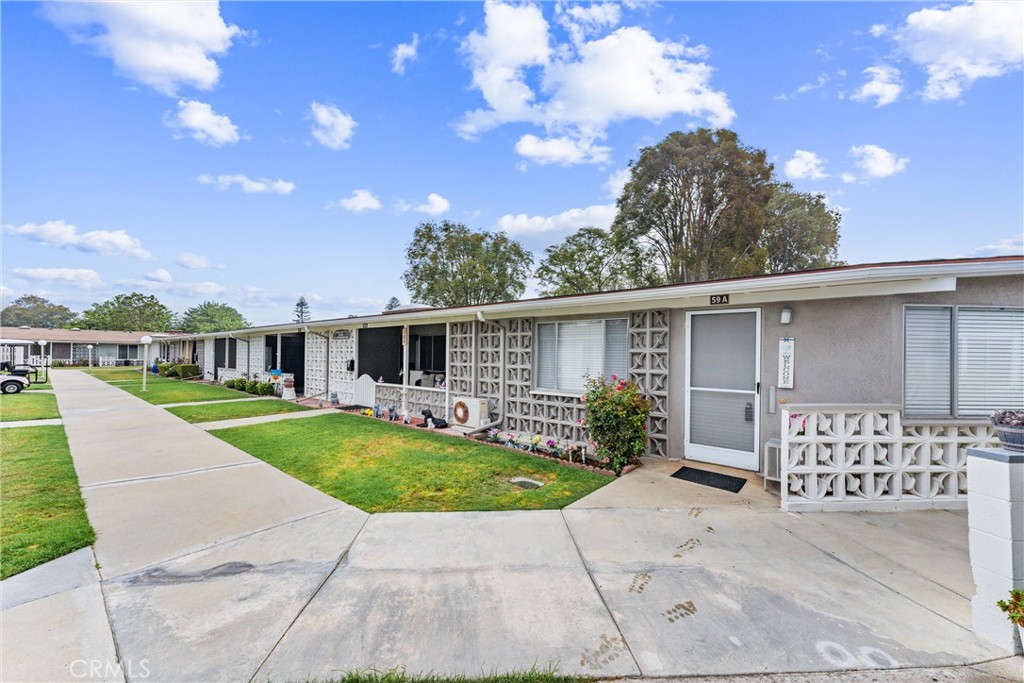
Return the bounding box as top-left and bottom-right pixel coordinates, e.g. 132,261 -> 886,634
4,129 -> 843,326
405,128 -> 842,306
0,294 -> 250,334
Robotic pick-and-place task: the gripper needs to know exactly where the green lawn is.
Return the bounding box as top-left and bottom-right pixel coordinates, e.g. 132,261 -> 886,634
80,366 -> 147,381
1,426 -> 95,579
167,398 -> 310,423
114,380 -> 247,405
0,392 -> 61,422
213,413 -> 612,513
25,382 -> 53,391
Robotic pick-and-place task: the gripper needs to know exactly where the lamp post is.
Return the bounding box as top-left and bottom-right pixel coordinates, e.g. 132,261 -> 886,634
140,336 -> 153,392
37,340 -> 48,382
86,344 -> 94,368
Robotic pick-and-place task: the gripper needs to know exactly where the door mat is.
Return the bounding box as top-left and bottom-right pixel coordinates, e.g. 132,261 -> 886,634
671,466 -> 746,493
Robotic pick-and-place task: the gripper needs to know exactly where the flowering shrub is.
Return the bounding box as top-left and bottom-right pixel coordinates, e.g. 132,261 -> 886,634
583,374 -> 651,475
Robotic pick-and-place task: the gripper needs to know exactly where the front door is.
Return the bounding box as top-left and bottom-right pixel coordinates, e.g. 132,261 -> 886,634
685,309 -> 761,471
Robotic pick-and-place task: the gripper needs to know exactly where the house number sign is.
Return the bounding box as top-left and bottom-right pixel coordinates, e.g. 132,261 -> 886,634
778,337 -> 795,389
709,294 -> 730,305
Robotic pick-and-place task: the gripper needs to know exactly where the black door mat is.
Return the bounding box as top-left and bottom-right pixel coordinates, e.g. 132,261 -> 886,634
671,466 -> 746,493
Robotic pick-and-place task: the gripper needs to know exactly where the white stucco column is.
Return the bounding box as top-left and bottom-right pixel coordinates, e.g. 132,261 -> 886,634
967,446 -> 1024,654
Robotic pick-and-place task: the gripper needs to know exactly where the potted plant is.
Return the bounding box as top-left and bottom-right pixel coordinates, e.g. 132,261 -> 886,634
990,410 -> 1024,452
997,589 -> 1024,647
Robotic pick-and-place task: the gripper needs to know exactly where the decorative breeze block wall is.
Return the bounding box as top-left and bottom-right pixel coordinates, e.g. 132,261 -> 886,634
628,310 -> 671,457
304,332 -> 328,398
329,330 -> 357,404
781,407 -> 999,511
452,310 -> 671,455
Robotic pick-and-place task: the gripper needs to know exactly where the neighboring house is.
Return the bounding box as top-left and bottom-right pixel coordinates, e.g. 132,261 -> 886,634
184,256 -> 1024,511
0,327 -> 183,367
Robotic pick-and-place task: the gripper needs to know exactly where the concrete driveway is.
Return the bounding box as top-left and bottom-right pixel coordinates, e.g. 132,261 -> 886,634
1,371 -> 1020,682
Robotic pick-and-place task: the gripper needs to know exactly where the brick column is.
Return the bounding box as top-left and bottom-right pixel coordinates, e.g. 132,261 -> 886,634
967,446 -> 1023,654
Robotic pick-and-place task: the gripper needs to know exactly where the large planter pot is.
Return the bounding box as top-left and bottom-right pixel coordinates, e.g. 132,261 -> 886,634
994,425 -> 1024,452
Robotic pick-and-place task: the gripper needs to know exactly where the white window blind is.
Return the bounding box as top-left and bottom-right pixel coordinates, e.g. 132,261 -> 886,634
957,308 -> 1024,416
536,323 -> 556,389
905,307 -> 952,416
536,318 -> 628,393
905,306 -> 1024,417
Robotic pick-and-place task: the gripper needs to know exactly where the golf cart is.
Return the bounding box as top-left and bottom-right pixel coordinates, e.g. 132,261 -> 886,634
0,361 -> 40,394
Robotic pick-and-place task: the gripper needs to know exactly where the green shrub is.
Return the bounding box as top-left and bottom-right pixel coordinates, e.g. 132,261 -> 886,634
583,374 -> 651,476
51,360 -> 66,368
257,381 -> 275,396
174,364 -> 201,379
158,363 -> 172,377
245,379 -> 259,394
223,378 -> 236,389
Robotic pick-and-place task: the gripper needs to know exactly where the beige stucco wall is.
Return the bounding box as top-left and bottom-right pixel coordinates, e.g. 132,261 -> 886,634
667,274 -> 1024,459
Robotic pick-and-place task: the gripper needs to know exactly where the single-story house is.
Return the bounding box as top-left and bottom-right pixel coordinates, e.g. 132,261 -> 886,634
0,327 -> 184,367
182,256 -> 1024,511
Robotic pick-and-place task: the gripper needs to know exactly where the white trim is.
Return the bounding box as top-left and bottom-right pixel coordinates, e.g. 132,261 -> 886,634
175,259 -> 1020,340
684,307 -> 762,471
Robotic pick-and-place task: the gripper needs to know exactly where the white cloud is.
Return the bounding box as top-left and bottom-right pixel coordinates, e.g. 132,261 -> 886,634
970,235 -> 1024,257
415,193 -> 451,216
514,134 -> 610,166
197,173 -> 295,194
42,1 -> 242,96
775,73 -> 829,100
392,33 -> 420,75
164,100 -> 241,146
310,102 -> 357,150
556,1 -> 622,45
2,220 -> 151,260
176,251 -> 222,269
459,1 -> 733,166
841,173 -> 857,184
14,267 -> 103,289
895,1 -> 1024,101
605,168 -> 631,200
494,203 -> 616,235
329,189 -> 382,212
146,268 -> 173,283
851,65 -> 903,107
783,150 -> 828,180
850,144 -> 909,179
869,24 -> 888,38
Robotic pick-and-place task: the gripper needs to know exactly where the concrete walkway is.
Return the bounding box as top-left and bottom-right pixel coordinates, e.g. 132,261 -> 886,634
1,370 -> 1020,682
159,396 -> 275,408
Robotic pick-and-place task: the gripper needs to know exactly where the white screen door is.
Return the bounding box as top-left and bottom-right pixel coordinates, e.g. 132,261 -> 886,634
685,309 -> 761,470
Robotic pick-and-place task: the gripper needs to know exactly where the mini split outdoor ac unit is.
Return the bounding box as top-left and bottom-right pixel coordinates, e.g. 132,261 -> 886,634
452,396 -> 490,430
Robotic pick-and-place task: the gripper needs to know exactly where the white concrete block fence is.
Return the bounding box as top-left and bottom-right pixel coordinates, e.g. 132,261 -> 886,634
781,405 -> 998,512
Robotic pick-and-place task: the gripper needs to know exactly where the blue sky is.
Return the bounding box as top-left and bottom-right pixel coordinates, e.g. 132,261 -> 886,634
2,1 -> 1022,325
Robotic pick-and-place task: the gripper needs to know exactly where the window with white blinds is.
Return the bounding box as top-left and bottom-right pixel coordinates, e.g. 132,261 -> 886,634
535,318 -> 628,393
904,306 -> 1024,417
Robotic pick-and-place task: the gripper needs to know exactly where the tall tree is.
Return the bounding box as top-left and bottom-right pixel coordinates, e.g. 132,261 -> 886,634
293,296 -> 311,323
0,295 -> 77,328
535,227 -> 660,297
178,301 -> 251,333
761,184 -> 844,274
79,293 -> 174,331
384,296 -> 402,311
612,128 -> 774,284
402,221 -> 533,307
